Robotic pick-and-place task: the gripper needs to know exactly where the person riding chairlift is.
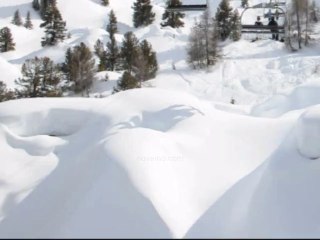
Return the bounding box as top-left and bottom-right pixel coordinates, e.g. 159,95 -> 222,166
255,16 -> 263,26
268,16 -> 279,40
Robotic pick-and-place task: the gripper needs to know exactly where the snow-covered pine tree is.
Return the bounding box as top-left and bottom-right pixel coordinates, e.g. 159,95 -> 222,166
0,27 -> 15,52
11,10 -> 23,26
230,10 -> 241,41
215,0 -> 234,41
40,0 -> 58,20
101,0 -> 109,6
132,0 -> 155,28
32,0 -> 40,11
161,0 -> 185,28
40,3 -> 67,46
120,31 -> 140,73
24,11 -> 33,29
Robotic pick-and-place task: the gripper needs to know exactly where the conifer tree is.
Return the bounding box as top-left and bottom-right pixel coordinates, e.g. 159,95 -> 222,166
187,20 -> 207,69
12,10 -> 23,26
187,13 -> 219,69
0,27 -> 15,52
241,0 -> 249,8
134,39 -> 158,82
24,11 -> 33,29
230,10 -> 241,41
40,0 -> 50,19
32,0 -> 40,11
15,57 -> 62,97
106,37 -> 120,71
94,39 -> 105,58
63,43 -> 96,94
113,71 -> 139,92
132,0 -> 155,28
106,10 -> 120,71
94,39 -> 107,71
215,0 -> 233,41
161,0 -> 185,28
106,10 -> 118,37
62,47 -> 73,80
0,81 -> 15,102
40,3 -> 67,46
101,0 -> 109,6
120,31 -> 140,73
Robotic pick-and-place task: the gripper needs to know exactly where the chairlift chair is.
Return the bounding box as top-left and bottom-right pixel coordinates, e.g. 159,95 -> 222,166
166,0 -> 208,12
240,1 -> 286,40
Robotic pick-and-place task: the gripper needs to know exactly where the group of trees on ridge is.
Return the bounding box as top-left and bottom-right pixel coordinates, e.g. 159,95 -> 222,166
0,0 -> 320,102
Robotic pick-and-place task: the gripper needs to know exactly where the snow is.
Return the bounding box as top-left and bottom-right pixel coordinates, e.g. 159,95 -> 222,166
1,0 -> 320,238
295,106 -> 320,159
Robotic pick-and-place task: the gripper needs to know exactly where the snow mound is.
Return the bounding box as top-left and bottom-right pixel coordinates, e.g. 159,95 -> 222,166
295,106 -> 320,159
251,82 -> 320,117
187,124 -> 320,238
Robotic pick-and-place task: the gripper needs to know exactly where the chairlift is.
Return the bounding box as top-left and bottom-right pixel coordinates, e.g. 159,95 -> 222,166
166,0 -> 208,12
240,1 -> 286,37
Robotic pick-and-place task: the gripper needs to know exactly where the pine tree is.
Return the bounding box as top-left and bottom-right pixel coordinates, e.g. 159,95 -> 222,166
241,0 -> 249,8
105,10 -> 120,71
107,10 -> 118,37
12,10 -> 23,26
120,31 -> 140,73
215,0 -> 233,41
0,81 -> 15,102
310,0 -> 319,22
94,39 -> 105,58
24,11 -> 33,29
0,27 -> 15,52
62,47 -> 73,81
187,13 -> 219,69
40,0 -> 51,19
63,43 -> 96,94
15,57 -> 62,97
98,51 -> 108,72
134,39 -> 158,82
101,0 -> 109,6
94,39 -> 107,71
230,10 -> 241,41
132,0 -> 155,28
187,20 -> 207,69
106,37 -> 119,71
113,71 -> 139,92
40,3 -> 67,46
32,0 -> 40,11
161,0 -> 185,28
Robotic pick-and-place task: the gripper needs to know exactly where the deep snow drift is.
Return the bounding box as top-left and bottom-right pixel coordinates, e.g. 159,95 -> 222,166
1,0 -> 320,238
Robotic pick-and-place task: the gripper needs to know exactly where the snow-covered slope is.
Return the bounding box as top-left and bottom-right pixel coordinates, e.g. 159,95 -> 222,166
1,0 -> 320,238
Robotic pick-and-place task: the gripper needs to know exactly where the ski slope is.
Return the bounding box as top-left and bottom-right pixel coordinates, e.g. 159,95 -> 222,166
1,0 -> 320,238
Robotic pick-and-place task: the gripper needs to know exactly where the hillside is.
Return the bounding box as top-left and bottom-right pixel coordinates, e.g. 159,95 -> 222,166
1,0 -> 320,238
